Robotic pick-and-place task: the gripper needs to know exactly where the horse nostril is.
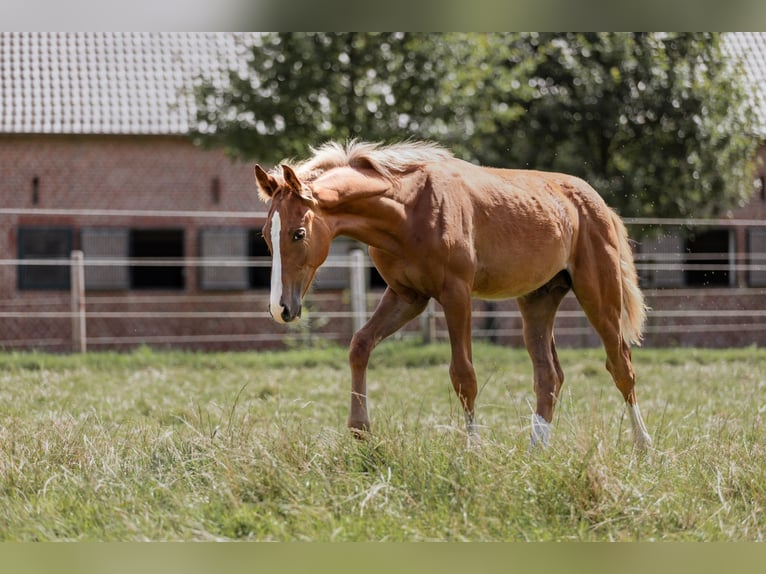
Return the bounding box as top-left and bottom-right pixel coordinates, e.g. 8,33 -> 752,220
279,304 -> 302,322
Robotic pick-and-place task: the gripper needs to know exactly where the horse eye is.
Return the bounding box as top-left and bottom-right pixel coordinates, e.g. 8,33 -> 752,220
293,228 -> 306,241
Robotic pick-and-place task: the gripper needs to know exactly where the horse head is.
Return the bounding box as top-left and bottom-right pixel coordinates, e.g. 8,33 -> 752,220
254,163 -> 332,323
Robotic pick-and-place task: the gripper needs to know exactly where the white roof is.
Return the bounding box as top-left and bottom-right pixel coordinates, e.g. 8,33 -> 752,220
0,32 -> 257,135
2,32 -> 765,137
723,32 -> 766,136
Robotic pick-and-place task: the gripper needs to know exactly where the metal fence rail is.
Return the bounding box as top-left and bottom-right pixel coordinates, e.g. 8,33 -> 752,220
1,252 -> 765,351
0,212 -> 764,351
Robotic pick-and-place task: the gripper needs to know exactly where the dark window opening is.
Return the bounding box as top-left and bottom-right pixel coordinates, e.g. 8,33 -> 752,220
369,266 -> 387,289
684,229 -> 730,287
250,228 -> 271,288
130,229 -> 185,289
18,227 -> 72,290
748,228 -> 766,287
32,176 -> 40,205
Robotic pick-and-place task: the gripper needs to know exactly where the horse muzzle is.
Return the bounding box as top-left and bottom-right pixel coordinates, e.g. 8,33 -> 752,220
270,299 -> 302,324
280,302 -> 302,323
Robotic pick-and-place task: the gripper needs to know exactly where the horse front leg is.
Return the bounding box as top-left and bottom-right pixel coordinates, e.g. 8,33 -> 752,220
348,287 -> 428,436
440,283 -> 479,446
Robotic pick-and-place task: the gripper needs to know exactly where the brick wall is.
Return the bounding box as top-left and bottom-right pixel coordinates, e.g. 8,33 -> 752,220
1,134 -> 271,351
0,134 -> 263,296
0,134 -> 258,212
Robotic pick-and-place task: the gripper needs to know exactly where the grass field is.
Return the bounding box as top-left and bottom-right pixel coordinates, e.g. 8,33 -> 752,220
0,341 -> 764,541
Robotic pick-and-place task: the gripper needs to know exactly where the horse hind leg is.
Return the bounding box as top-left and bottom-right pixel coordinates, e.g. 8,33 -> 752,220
517,270 -> 571,448
606,338 -> 652,450
570,243 -> 652,450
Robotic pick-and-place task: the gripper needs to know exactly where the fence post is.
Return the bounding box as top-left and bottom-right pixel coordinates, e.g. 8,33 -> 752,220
420,299 -> 436,343
349,249 -> 367,334
70,250 -> 86,353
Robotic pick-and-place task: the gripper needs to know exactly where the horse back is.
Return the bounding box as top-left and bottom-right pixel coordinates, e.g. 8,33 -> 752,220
424,161 -> 609,299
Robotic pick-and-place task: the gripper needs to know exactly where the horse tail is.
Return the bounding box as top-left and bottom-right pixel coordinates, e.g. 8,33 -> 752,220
611,210 -> 647,347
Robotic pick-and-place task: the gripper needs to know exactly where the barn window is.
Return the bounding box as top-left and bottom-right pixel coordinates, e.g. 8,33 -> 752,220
81,228 -> 130,290
684,229 -> 732,287
637,232 -> 685,288
249,228 -> 271,288
749,228 -> 766,287
199,228 -> 250,290
198,228 -> 272,290
312,237 -> 355,290
130,229 -> 185,290
17,227 -> 72,290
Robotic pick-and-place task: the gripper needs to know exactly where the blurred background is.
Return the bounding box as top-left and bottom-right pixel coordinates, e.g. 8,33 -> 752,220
3,0 -> 766,31
1,31 -> 765,351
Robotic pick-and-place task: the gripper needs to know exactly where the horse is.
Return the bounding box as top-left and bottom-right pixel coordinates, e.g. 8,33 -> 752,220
254,140 -> 652,449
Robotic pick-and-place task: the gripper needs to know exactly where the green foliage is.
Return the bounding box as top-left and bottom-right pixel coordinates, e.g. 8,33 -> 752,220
1,343 -> 765,540
494,33 -> 759,220
193,33 -> 758,221
193,33 -> 454,164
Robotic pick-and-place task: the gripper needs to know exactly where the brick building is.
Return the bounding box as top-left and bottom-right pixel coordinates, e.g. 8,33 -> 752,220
1,32 -> 765,351
1,33 -> 285,351
0,32 -> 361,352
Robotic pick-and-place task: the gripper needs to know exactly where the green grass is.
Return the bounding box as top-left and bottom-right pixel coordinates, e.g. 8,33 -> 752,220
0,342 -> 764,541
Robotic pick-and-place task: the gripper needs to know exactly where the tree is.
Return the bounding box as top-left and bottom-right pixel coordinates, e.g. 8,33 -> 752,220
487,33 -> 759,220
192,33 -> 456,165
193,32 -> 758,219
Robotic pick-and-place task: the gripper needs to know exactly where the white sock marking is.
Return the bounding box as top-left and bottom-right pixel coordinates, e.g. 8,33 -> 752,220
628,403 -> 652,448
530,413 -> 551,448
269,212 -> 284,322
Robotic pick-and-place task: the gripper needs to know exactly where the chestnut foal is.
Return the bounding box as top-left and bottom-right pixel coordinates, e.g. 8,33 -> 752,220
255,140 -> 651,449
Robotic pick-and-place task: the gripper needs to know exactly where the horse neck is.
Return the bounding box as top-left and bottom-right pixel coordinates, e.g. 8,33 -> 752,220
323,194 -> 406,254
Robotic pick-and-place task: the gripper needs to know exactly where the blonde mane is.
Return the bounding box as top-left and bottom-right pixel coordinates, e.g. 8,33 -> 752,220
284,140 -> 454,181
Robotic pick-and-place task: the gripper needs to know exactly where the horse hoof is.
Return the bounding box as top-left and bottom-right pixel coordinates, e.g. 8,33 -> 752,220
530,414 -> 551,449
466,432 -> 482,450
634,432 -> 653,452
348,422 -> 371,440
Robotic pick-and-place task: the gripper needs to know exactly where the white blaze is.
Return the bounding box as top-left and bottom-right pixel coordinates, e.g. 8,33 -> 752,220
269,212 -> 284,322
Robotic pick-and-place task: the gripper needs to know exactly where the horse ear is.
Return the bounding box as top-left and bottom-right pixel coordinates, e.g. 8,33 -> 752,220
254,164 -> 278,201
281,164 -> 316,204
281,164 -> 303,195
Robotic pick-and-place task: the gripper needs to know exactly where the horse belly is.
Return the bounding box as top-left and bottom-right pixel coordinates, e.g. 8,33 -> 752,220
471,247 -> 569,300
470,189 -> 576,300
